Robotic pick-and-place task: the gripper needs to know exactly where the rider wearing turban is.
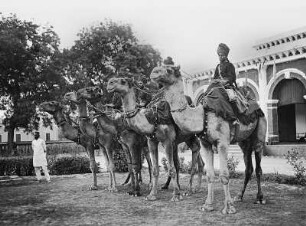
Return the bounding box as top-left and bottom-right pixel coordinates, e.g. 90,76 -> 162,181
214,43 -> 237,88
213,43 -> 248,115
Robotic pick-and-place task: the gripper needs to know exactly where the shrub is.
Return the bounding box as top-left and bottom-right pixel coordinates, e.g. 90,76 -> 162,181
0,156 -> 99,176
161,157 -> 192,174
227,156 -> 240,178
284,149 -> 306,185
48,156 -> 95,175
0,156 -> 34,176
46,141 -> 86,156
179,157 -> 192,174
113,148 -> 128,172
161,157 -> 168,171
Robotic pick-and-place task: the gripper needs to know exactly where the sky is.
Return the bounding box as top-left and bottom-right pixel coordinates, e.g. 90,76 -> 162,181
2,0 -> 306,74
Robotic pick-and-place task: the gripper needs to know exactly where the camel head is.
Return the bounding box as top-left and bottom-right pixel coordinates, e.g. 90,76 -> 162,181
64,91 -> 79,103
39,101 -> 63,114
77,86 -> 103,103
150,65 -> 181,87
107,77 -> 132,96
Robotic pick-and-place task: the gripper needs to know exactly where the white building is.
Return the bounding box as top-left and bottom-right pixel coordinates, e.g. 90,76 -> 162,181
0,116 -> 60,142
184,27 -> 306,143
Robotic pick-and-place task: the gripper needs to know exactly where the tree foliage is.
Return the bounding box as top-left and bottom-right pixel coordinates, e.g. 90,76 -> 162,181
0,14 -> 67,148
62,20 -> 162,103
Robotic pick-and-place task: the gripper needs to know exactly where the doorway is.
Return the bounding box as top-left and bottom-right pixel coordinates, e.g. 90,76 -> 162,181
278,104 -> 296,142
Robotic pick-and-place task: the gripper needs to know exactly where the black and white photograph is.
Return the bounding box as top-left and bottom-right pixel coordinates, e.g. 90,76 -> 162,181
0,0 -> 305,225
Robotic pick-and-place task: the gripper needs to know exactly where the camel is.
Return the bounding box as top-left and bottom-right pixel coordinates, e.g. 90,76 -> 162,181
150,65 -> 267,214
64,90 -> 122,192
39,101 -> 99,190
107,77 -> 205,201
76,86 -> 153,196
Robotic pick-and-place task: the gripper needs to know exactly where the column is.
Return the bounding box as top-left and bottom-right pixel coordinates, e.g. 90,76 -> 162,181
258,63 -> 268,117
267,99 -> 279,144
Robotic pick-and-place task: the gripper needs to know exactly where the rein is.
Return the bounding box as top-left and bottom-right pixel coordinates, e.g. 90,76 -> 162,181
57,119 -> 67,127
85,99 -> 122,120
170,103 -> 187,112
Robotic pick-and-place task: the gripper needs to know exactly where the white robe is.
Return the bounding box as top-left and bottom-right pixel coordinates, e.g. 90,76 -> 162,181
32,138 -> 48,167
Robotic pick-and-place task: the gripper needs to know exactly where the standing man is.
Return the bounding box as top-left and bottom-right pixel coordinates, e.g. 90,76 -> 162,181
32,132 -> 51,182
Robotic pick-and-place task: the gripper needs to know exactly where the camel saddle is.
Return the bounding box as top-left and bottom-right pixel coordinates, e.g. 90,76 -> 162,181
144,100 -> 173,125
200,81 -> 264,125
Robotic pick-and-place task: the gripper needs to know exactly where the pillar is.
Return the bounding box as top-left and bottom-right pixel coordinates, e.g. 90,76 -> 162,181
267,99 -> 279,144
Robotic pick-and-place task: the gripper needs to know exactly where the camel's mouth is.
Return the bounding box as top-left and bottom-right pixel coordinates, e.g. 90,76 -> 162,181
150,72 -> 160,80
107,87 -> 115,93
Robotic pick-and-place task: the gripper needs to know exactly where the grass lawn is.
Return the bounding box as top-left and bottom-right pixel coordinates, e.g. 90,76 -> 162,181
0,170 -> 305,226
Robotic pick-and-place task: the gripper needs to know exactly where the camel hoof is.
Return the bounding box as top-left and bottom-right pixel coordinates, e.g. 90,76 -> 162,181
128,191 -> 141,197
145,194 -> 157,201
254,199 -> 266,205
183,191 -> 191,196
221,203 -> 236,215
122,182 -> 131,187
171,194 -> 183,202
106,187 -> 118,193
184,187 -> 199,196
161,185 -> 169,190
89,185 -> 98,191
200,204 -> 214,212
233,195 -> 243,202
148,183 -> 153,190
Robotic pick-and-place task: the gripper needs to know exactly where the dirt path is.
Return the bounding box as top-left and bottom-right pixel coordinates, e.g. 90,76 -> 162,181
0,170 -> 305,226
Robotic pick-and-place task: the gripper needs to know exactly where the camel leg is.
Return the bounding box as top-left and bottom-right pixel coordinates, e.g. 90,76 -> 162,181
254,141 -> 266,204
121,144 -> 134,187
254,117 -> 267,204
163,141 -> 181,202
105,143 -> 117,192
235,140 -> 253,202
143,146 -> 153,187
87,144 -> 98,190
129,141 -> 142,197
146,139 -> 159,201
173,143 -> 180,190
218,141 -> 236,214
161,176 -> 171,190
162,142 -> 180,191
200,142 -> 215,212
196,153 -> 205,191
185,136 -> 203,195
122,173 -> 131,186
126,147 -> 137,194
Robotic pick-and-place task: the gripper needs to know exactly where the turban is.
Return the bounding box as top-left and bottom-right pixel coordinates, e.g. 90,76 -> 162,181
217,43 -> 230,56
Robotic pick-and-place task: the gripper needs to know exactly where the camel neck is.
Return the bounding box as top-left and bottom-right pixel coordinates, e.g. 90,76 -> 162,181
93,101 -> 118,135
77,100 -> 88,118
53,110 -> 80,142
164,79 -> 187,110
54,110 -> 68,127
121,88 -> 137,112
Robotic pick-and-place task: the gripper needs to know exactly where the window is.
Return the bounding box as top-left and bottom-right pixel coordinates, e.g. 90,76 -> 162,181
16,134 -> 21,142
46,133 -> 51,141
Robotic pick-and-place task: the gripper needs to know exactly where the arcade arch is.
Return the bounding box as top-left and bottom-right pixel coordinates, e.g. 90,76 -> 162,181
267,69 -> 306,142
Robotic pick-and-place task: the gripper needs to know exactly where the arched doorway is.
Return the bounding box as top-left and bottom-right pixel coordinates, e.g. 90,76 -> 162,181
272,78 -> 306,142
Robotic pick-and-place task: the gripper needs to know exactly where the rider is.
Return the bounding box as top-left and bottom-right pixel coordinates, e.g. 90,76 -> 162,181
136,77 -> 153,108
214,43 -> 249,115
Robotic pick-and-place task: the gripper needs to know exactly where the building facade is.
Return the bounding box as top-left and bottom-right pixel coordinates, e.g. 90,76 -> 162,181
0,119 -> 60,143
184,27 -> 306,143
